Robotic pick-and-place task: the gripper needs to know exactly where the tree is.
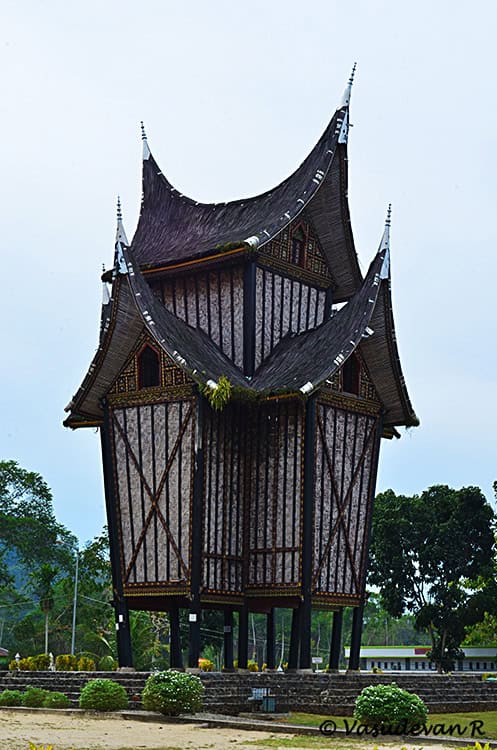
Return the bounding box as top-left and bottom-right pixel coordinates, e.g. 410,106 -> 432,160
369,485 -> 496,672
464,612 -> 497,646
29,564 -> 59,654
0,460 -> 76,570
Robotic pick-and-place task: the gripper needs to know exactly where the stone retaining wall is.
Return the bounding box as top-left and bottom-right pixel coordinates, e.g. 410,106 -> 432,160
1,670 -> 496,716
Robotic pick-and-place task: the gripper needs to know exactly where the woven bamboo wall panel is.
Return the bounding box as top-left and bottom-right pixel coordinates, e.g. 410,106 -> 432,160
153,267 -> 244,368
247,401 -> 303,587
254,268 -> 326,370
111,401 -> 194,587
313,402 -> 378,597
202,404 -> 244,593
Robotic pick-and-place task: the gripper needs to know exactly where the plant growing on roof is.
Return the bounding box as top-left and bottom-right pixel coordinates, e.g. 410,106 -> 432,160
203,376 -> 232,411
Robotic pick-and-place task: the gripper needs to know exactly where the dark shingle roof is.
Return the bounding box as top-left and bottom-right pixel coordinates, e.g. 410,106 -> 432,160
132,105 -> 361,301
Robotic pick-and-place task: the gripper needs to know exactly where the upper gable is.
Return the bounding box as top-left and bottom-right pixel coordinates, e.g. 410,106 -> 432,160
258,214 -> 332,288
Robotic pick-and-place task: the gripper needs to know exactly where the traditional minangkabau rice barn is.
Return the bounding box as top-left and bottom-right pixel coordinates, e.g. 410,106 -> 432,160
64,68 -> 418,671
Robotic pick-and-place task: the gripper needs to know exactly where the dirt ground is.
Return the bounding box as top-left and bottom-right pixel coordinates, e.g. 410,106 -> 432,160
0,710 -> 286,750
0,709 -> 465,750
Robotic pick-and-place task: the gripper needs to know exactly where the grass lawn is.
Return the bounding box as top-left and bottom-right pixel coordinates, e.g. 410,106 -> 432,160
281,712 -> 497,740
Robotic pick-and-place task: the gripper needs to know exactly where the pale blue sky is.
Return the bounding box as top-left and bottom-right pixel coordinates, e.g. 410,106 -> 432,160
1,0 -> 496,542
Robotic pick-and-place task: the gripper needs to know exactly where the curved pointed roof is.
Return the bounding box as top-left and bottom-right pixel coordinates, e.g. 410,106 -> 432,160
131,94 -> 362,300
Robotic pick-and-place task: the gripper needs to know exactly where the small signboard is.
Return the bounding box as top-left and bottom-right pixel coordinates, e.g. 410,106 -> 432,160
312,656 -> 323,664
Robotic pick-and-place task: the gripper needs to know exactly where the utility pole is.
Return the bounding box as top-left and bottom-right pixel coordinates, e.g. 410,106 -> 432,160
71,550 -> 79,656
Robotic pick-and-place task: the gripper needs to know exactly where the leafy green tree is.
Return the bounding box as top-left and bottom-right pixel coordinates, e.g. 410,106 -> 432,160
369,485 -> 496,672
29,563 -> 59,654
0,460 -> 76,570
464,612 -> 497,646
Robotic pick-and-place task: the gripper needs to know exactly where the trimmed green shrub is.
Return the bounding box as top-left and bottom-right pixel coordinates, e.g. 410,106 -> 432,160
0,689 -> 24,706
79,678 -> 128,711
31,653 -> 50,670
56,654 -> 78,671
8,654 -> 51,671
42,691 -> 71,708
98,655 -> 117,671
142,670 -> 204,716
22,687 -> 50,707
77,656 -> 95,671
354,683 -> 428,728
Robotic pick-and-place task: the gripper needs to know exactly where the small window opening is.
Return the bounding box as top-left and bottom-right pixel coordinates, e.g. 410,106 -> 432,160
342,354 -> 360,395
291,226 -> 306,266
138,345 -> 160,388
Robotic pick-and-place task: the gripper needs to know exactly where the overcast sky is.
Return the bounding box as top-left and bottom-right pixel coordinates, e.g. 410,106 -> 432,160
1,1 -> 496,543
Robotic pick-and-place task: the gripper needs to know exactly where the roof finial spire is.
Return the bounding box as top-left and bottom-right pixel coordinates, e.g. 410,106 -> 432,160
141,120 -> 151,160
341,62 -> 357,107
115,195 -> 129,246
379,203 -> 391,278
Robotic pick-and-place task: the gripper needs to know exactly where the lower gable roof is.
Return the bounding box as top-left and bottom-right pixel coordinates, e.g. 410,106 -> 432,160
65,238 -> 417,430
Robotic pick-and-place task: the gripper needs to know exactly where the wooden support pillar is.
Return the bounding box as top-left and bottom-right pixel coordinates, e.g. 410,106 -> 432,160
266,608 -> 276,670
328,607 -> 343,671
238,605 -> 249,669
170,604 -> 183,669
348,603 -> 364,671
300,396 -> 316,670
223,609 -> 234,671
113,598 -> 133,668
288,607 -> 300,670
188,609 -> 201,669
101,403 -> 133,668
188,395 -> 205,668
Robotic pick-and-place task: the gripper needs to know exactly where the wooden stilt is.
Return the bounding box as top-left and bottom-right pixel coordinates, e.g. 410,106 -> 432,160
348,603 -> 364,671
170,604 -> 183,669
238,605 -> 249,669
328,607 -> 343,671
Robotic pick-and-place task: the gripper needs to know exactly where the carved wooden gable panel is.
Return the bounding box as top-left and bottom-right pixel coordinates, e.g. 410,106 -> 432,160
110,399 -> 195,592
260,216 -> 332,283
107,331 -> 193,404
313,401 -> 380,602
327,351 -> 380,405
